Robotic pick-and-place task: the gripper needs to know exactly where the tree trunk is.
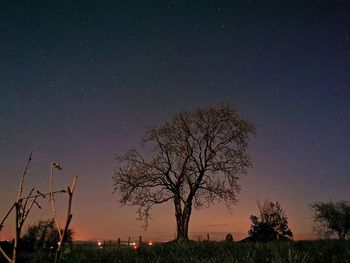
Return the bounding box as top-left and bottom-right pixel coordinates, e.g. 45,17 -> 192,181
174,199 -> 192,242
12,202 -> 20,263
174,198 -> 185,241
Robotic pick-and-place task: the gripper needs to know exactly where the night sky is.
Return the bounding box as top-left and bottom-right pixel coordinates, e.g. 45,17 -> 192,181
1,1 -> 349,241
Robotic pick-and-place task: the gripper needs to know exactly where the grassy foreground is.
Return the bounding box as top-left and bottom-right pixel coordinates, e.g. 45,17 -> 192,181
13,240 -> 350,263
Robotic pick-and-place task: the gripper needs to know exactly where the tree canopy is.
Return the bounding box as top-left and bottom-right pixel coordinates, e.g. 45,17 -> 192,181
310,200 -> 350,240
113,104 -> 255,241
248,200 -> 293,242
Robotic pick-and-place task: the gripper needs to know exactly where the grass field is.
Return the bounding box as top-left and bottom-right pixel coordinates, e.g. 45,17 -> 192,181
10,239 -> 350,263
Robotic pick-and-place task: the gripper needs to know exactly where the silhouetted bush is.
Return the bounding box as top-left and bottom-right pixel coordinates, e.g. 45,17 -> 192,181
21,219 -> 73,252
249,200 -> 293,242
225,233 -> 233,242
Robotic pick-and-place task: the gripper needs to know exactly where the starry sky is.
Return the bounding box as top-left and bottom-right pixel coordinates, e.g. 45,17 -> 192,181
1,1 -> 349,242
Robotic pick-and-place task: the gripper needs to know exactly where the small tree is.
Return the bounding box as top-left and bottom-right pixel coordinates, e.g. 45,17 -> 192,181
249,200 -> 293,241
113,104 -> 255,241
310,200 -> 350,240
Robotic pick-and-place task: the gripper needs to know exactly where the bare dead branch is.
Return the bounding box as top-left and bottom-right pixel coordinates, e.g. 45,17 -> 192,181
54,175 -> 78,263
0,203 -> 16,231
50,162 -> 63,241
13,151 -> 34,262
16,150 -> 33,202
20,187 -> 35,221
19,190 -> 66,201
0,246 -> 11,263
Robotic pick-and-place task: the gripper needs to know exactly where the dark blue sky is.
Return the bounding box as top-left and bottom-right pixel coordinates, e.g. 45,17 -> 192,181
0,1 -> 349,241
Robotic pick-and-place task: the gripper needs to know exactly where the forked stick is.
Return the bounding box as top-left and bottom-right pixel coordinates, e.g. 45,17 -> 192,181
12,151 -> 33,263
50,162 -> 63,241
54,176 -> 77,263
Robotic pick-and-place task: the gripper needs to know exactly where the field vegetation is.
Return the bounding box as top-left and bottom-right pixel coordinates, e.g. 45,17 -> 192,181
3,239 -> 349,263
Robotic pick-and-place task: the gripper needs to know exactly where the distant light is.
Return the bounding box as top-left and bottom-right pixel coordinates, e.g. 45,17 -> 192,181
97,241 -> 102,247
148,241 -> 153,246
133,245 -> 137,250
57,242 -> 61,245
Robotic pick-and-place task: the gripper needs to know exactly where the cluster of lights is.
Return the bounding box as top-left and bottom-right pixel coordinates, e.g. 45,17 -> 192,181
131,241 -> 153,249
95,240 -> 154,249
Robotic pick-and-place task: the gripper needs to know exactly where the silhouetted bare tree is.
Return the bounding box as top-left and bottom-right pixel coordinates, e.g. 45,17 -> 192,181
310,200 -> 350,240
113,104 -> 255,241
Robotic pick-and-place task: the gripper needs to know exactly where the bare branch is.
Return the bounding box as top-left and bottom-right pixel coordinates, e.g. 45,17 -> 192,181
0,246 -> 11,263
13,151 -> 34,262
0,203 -> 16,231
50,162 -> 63,241
16,150 -> 33,202
21,187 -> 35,218
19,190 -> 66,201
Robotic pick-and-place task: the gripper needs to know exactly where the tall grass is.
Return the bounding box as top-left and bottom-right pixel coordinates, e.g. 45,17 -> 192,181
8,239 -> 350,263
